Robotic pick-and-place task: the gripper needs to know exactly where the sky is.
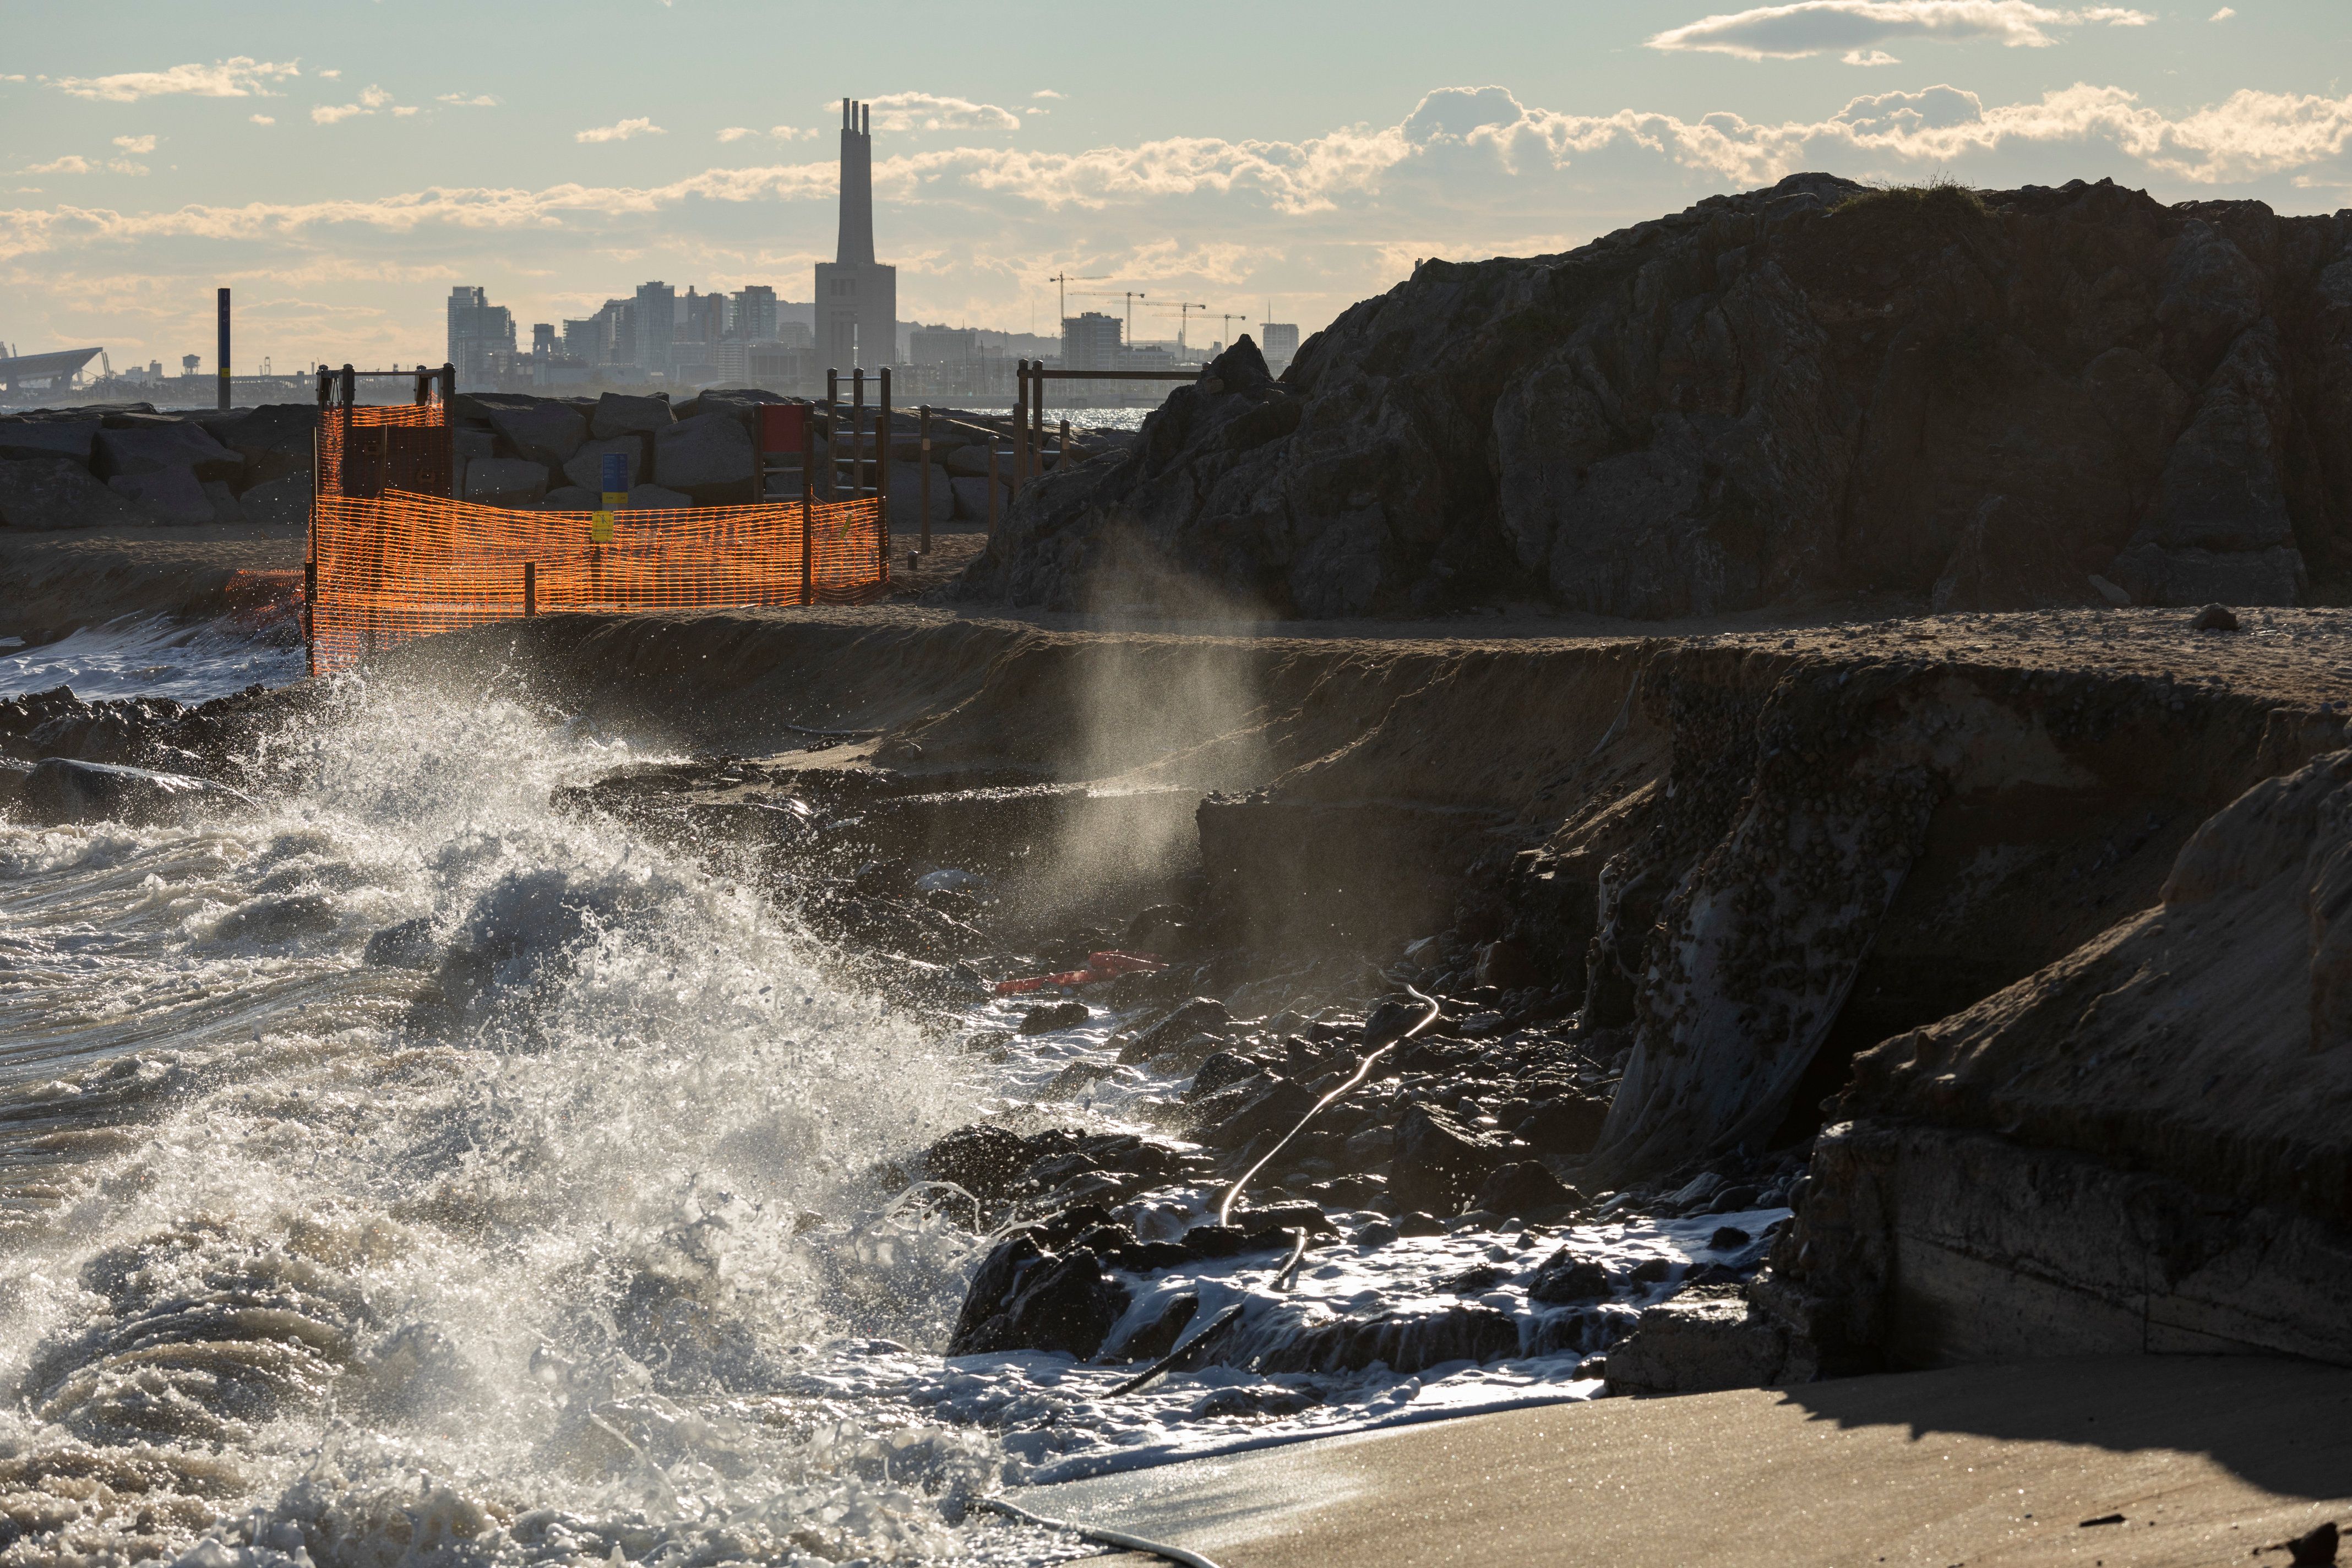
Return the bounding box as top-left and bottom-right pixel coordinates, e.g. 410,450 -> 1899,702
4,0 -> 2350,374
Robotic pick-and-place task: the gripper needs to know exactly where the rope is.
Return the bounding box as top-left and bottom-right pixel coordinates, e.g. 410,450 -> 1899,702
1215,985 -> 1442,1228
1106,1303 -> 1245,1397
978,1493 -> 1225,1568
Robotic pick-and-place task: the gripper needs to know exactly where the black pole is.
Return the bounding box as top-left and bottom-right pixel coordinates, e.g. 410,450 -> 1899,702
524,560 -> 537,617
918,405 -> 932,558
800,409 -> 815,602
876,367 -> 891,582
825,367 -> 839,502
851,366 -> 865,501
216,287 -> 231,412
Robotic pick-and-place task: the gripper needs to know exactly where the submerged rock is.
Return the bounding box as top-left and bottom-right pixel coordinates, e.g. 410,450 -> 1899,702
17,759 -> 248,826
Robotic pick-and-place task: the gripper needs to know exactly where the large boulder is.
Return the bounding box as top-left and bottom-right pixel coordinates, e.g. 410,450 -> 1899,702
0,457 -> 148,529
107,466 -> 215,525
238,471 -> 313,530
16,759 -> 249,826
209,405 -> 318,491
484,401 -> 587,470
590,392 -> 674,439
960,176 -> 2352,617
889,462 -> 954,526
950,474 -> 1005,522
562,437 -> 641,494
622,484 -> 692,510
94,420 -> 239,484
651,411 -> 754,502
462,458 -> 550,507
0,419 -> 101,466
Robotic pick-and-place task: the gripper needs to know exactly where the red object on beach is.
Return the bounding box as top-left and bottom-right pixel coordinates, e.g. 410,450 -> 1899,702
758,403 -> 808,453
223,569 -> 305,630
993,951 -> 1166,997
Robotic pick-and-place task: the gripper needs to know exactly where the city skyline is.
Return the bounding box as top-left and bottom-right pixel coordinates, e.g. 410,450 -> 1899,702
6,1 -> 2350,375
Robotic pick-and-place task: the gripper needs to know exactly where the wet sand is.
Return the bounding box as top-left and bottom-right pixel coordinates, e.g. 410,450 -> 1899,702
1038,1354 -> 2352,1567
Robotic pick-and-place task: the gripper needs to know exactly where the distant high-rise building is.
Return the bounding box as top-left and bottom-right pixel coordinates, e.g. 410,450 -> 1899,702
1061,311 -> 1121,372
560,318 -> 600,362
633,280 -> 676,374
909,324 -> 977,366
1259,320 -> 1300,372
447,286 -> 516,390
813,99 -> 897,372
733,285 -> 778,344
530,322 -> 557,358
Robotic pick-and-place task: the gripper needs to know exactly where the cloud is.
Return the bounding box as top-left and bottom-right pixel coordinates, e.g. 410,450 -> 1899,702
360,85 -> 391,108
2210,4 -> 2234,15
320,69 -> 341,79
24,155 -> 92,175
1845,48 -> 1902,64
393,106 -> 418,117
720,124 -> 816,144
1033,89 -> 1064,100
577,117 -> 664,143
312,103 -> 369,124
51,57 -> 300,101
249,114 -> 274,125
863,92 -> 1021,133
313,86 -> 414,124
438,94 -> 499,107
1649,2 -> 2152,62
112,135 -> 158,154
717,127 -> 755,142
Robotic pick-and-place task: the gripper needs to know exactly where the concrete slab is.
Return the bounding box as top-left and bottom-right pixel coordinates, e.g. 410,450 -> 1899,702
1028,1356 -> 2352,1567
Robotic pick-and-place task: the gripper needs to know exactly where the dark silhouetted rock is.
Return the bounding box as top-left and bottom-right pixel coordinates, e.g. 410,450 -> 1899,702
238,471 -> 312,530
1019,1000 -> 1091,1035
562,437 -> 641,493
1200,334 -> 1272,393
0,457 -> 146,529
1528,1249 -> 1609,1304
622,483 -> 690,510
2192,601 -> 2241,631
1392,1103 -> 1507,1213
962,176 -> 2352,618
94,421 -> 238,483
652,411 -> 755,502
1516,1093 -> 1609,1159
1119,997 -> 1232,1063
0,419 -> 100,465
949,1241 -> 1130,1358
484,401 -> 587,470
590,392 -> 674,440
1473,1161 -> 1583,1218
107,466 -> 214,524
463,458 -> 548,507
1259,1302 -> 1518,1375
19,759 -> 248,826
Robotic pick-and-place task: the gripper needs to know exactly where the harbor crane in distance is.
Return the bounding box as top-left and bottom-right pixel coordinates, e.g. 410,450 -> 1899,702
1149,302 -> 1208,353
1046,272 -> 1106,327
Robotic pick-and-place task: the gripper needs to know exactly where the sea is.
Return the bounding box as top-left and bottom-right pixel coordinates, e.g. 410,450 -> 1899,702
0,613 -> 1783,1566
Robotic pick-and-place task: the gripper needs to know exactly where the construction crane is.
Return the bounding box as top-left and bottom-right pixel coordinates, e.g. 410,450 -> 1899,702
1068,290 -> 1149,350
1148,302 -> 1208,352
1046,272 -> 1106,326
1220,312 -> 1249,349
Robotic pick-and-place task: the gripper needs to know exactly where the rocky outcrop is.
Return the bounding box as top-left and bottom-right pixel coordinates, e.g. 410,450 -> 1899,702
959,177 -> 2352,617
0,458 -> 146,529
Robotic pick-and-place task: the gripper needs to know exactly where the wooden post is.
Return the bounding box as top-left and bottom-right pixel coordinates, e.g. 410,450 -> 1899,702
876,366 -> 891,583
524,560 -> 537,617
1058,416 -> 1070,472
1011,360 -> 1028,493
988,442 -> 1000,538
303,559 -> 317,678
216,286 -> 231,413
339,363 -> 356,497
918,405 -> 932,557
801,409 -> 815,602
1032,380 -> 1046,476
851,366 -> 865,503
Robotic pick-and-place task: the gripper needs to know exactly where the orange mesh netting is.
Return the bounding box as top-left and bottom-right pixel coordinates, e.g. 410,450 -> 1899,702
310,490 -> 889,674
307,396 -> 888,673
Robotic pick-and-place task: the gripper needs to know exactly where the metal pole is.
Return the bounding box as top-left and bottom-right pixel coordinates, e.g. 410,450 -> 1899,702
414,364 -> 429,405
1011,360 -> 1028,492
825,367 -> 839,501
303,559 -> 317,679
988,442 -> 1000,540
876,366 -> 891,583
1032,378 -> 1046,476
1059,417 -> 1070,473
918,405 -> 932,557
440,362 -> 456,498
800,411 -> 815,602
216,287 -> 231,412
524,560 -> 537,617
339,363 -> 356,497
851,366 -> 865,500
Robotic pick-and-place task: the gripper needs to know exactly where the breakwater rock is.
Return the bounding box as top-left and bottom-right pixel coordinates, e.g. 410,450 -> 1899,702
962,175 -> 2352,618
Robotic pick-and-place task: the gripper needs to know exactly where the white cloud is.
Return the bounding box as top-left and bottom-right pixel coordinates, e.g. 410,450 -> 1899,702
717,127 -> 755,142
52,57 -> 300,101
320,69 -> 341,79
392,105 -> 418,117
249,114 -> 274,125
1,74 -> 25,83
112,134 -> 158,154
312,103 -> 369,124
438,93 -> 497,106
24,155 -> 92,174
106,159 -> 150,176
577,116 -> 664,143
1033,89 -> 1064,100
862,92 -> 1021,133
1650,2 -> 2152,62
1845,48 -> 1902,64
313,86 -> 414,124
359,85 -> 391,108
2211,6 -> 2235,17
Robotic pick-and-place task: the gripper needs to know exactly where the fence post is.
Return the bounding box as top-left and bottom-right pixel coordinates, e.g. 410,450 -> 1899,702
1058,416 -> 1070,472
303,559 -> 317,679
988,442 -> 1000,540
801,407 -> 815,603
918,404 -> 932,557
439,362 -> 456,498
876,366 -> 891,584
1032,382 -> 1046,477
524,560 -> 537,618
851,366 -> 865,502
216,286 -> 231,413
339,364 -> 357,497
825,368 -> 839,501
1011,361 -> 1028,494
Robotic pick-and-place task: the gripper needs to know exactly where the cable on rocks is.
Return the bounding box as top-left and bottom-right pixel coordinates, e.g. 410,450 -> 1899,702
1107,1302 -> 1246,1397
1216,984 -> 1442,1228
978,1493 -> 1226,1568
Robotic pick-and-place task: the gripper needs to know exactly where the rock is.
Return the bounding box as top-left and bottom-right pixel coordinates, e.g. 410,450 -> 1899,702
2192,601 -> 2241,631
361,917 -> 438,968
1395,1210 -> 1446,1237
1354,1218 -> 1400,1248
1118,997 -> 1232,1063
1110,1292 -> 1200,1361
888,462 -> 955,526
484,402 -> 586,469
1473,1161 -> 1584,1218
624,484 -> 693,510
562,437 -> 641,493
958,177 -> 2352,619
1527,1249 -> 1609,1304
2286,1521 -> 2338,1567
1200,335 -> 1274,393
0,418 -> 100,465
1514,1093 -> 1609,1159
1200,1072 -> 1316,1150
1440,1262 -> 1510,1294
538,485 -> 598,510
948,1240 -> 1130,1358
210,404 -> 318,489
18,759 -> 248,826
1188,1049 -> 1261,1099
238,471 -> 313,529
1474,938 -> 1539,989
107,466 -> 215,525
1259,1302 -> 1518,1375
454,428 -> 496,469
463,458 -> 550,507
945,443 -> 998,478
651,411 -> 755,502
924,1124 -> 1041,1201
1603,1292 -> 1796,1395
1019,1000 -> 1091,1035
950,474 -> 1006,521
2088,573 -> 2133,606
201,480 -> 247,524
590,392 -> 674,440
1391,1103 -> 1508,1214
1708,1225 -> 1753,1250
0,457 -> 147,529
94,421 -> 239,483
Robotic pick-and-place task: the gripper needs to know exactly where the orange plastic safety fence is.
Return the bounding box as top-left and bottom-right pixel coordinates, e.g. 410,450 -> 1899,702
317,400 -> 453,500
309,488 -> 889,674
